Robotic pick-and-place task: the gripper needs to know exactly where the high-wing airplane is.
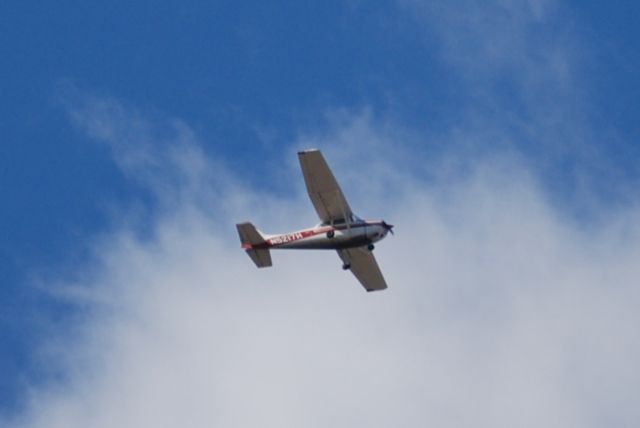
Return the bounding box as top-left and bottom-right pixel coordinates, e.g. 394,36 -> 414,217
236,149 -> 393,292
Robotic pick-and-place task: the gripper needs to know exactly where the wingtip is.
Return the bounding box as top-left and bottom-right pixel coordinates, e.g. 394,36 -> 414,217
297,148 -> 321,156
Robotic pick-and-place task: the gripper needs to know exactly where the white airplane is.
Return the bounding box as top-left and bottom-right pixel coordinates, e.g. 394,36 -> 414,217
236,149 -> 393,292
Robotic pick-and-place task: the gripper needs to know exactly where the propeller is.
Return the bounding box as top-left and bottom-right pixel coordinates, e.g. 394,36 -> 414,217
382,220 -> 395,235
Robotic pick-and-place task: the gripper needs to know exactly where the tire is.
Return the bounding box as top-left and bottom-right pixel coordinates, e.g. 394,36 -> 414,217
327,230 -> 335,238
367,244 -> 375,251
342,263 -> 351,271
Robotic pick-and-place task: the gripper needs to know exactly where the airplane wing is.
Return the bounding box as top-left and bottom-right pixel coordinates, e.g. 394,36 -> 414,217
337,247 -> 388,292
298,149 -> 353,223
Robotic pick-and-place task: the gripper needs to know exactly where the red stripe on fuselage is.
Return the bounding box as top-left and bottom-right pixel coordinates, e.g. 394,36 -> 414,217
254,221 -> 382,249
242,221 -> 383,250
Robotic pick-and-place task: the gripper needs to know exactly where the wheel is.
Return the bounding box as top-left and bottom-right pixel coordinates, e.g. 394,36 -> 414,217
327,230 -> 335,238
342,263 -> 351,270
367,244 -> 375,251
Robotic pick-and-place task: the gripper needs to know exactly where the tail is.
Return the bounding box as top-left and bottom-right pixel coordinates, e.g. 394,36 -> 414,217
236,222 -> 272,268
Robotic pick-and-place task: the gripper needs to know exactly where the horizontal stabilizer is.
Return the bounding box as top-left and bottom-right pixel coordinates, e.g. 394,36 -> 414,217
236,222 -> 272,268
246,248 -> 272,268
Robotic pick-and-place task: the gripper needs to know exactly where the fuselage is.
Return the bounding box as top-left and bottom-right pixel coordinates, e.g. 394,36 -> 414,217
255,220 -> 390,250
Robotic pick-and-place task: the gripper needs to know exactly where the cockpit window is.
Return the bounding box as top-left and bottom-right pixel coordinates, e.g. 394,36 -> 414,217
319,215 -> 363,227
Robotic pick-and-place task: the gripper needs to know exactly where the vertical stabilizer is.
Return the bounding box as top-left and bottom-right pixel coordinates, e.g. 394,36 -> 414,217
236,222 -> 272,268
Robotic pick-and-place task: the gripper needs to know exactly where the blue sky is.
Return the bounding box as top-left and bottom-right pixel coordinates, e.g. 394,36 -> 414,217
2,1 -> 640,425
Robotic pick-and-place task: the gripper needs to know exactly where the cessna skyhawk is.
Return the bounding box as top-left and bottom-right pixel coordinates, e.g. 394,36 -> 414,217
236,149 -> 393,292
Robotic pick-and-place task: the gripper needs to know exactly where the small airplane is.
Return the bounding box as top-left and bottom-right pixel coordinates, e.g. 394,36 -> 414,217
236,149 -> 394,292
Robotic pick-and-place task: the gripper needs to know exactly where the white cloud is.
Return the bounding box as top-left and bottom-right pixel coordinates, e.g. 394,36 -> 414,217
396,0 -> 585,138
394,0 -> 640,216
6,99 -> 640,427
399,0 -> 574,90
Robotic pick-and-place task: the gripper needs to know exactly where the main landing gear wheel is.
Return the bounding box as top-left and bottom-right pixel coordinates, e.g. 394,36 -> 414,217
367,244 -> 375,251
342,263 -> 351,271
327,230 -> 335,238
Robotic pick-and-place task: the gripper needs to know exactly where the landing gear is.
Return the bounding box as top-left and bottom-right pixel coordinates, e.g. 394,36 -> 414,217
342,263 -> 351,271
327,230 -> 335,238
367,244 -> 375,251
